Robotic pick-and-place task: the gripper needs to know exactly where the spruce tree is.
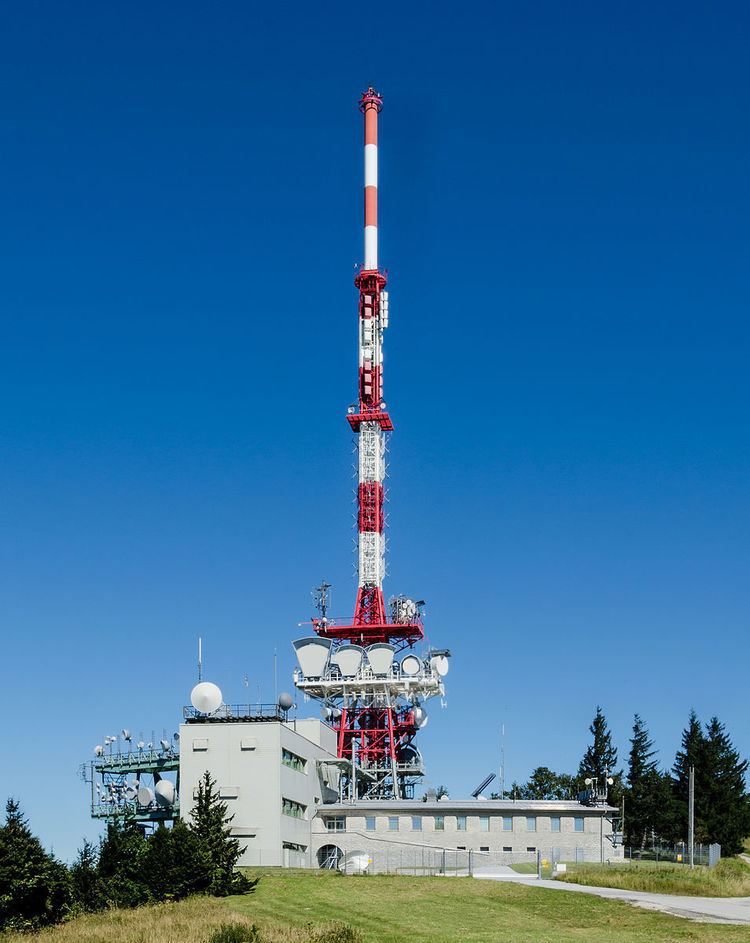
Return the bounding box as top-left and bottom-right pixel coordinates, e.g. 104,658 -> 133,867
626,714 -> 658,846
578,706 -> 622,806
190,772 -> 254,896
97,815 -> 150,908
0,799 -> 71,931
672,709 -> 708,843
144,820 -> 212,901
701,716 -> 750,855
69,839 -> 104,913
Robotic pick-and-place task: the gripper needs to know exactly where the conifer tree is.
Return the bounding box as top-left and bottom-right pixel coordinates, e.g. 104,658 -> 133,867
97,815 -> 150,908
701,716 -> 750,855
578,706 -> 622,806
69,838 -> 103,913
672,709 -> 708,842
0,799 -> 71,931
625,714 -> 675,847
190,772 -> 254,896
144,819 -> 212,901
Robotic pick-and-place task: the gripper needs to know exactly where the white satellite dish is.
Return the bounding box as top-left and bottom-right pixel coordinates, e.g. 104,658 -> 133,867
154,780 -> 175,807
159,739 -> 171,752
430,655 -> 449,677
122,729 -> 132,741
190,681 -> 223,714
366,643 -> 395,675
340,850 -> 372,874
401,654 -> 422,676
332,644 -> 365,676
137,786 -> 154,807
293,637 -> 332,678
94,745 -> 104,756
137,741 -> 145,751
124,784 -> 138,801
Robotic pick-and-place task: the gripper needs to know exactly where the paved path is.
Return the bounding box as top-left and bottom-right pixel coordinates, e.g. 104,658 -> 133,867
473,869 -> 750,924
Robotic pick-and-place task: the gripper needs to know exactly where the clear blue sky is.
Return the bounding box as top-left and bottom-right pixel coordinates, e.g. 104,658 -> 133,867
2,2 -> 748,861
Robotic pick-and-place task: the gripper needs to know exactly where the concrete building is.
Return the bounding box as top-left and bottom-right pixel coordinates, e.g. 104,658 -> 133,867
179,715 -> 339,867
179,715 -> 620,871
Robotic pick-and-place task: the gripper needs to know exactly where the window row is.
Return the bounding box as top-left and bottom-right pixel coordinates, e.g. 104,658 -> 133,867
358,815 -> 585,832
282,798 -> 306,819
282,748 -> 307,772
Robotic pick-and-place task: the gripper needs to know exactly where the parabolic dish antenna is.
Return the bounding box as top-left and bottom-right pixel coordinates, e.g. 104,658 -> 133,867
341,850 -> 372,874
401,654 -> 422,676
154,780 -> 176,807
430,655 -> 449,677
137,786 -> 155,807
190,681 -> 223,714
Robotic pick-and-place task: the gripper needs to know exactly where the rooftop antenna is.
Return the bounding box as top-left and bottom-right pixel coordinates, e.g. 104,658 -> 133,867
471,772 -> 497,799
197,637 -> 203,682
312,580 -> 332,624
500,723 -> 506,799
273,646 -> 278,703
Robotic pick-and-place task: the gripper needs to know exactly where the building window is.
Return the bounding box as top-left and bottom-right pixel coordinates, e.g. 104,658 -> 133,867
388,816 -> 399,831
435,815 -> 445,831
502,816 -> 513,831
503,846 -> 512,852
527,846 -> 536,853
282,748 -> 306,772
574,816 -> 584,832
526,816 -> 537,832
479,815 -> 489,832
412,816 -> 422,831
365,816 -> 376,831
322,814 -> 344,831
282,798 -> 307,819
480,846 -> 490,852
282,841 -> 307,852
457,845 -> 466,851
551,816 -> 560,832
456,815 -> 467,831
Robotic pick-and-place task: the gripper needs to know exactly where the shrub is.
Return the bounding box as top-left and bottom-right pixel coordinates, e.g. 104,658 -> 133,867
307,922 -> 363,943
208,922 -> 262,943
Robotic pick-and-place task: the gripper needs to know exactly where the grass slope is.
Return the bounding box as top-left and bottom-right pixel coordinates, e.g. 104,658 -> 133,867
230,869 -> 750,942
5,869 -> 750,943
556,858 -> 750,897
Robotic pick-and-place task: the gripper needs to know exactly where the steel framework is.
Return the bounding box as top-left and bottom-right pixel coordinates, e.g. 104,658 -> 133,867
293,89 -> 449,799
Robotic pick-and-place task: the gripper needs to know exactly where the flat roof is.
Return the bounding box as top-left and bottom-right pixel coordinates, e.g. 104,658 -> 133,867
321,799 -> 616,813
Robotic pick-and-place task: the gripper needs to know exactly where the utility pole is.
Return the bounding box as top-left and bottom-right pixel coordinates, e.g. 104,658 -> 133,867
688,765 -> 695,869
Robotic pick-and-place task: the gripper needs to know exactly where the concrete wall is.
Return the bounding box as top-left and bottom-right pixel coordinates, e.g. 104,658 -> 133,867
179,718 -> 337,866
312,801 -> 621,869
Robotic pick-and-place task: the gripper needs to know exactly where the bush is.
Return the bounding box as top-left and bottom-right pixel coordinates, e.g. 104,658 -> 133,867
208,923 -> 262,943
307,922 -> 363,943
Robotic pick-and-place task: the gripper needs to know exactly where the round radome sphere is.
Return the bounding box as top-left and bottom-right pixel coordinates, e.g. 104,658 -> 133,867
278,692 -> 294,711
190,681 -> 223,714
155,780 -> 176,807
413,706 -> 428,728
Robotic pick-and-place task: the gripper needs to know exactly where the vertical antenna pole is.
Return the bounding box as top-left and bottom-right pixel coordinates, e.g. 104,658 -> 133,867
273,647 -> 278,703
362,88 -> 380,270
688,765 -> 695,869
197,637 -> 203,682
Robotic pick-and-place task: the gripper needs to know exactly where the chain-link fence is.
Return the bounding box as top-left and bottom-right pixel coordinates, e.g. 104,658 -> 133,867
622,844 -> 721,867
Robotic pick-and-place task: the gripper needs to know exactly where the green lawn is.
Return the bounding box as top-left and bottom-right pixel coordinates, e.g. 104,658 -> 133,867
556,857 -> 750,897
228,868 -> 750,943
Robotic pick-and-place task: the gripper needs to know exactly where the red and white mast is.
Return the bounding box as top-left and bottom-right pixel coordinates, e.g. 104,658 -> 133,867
293,89 -> 450,801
